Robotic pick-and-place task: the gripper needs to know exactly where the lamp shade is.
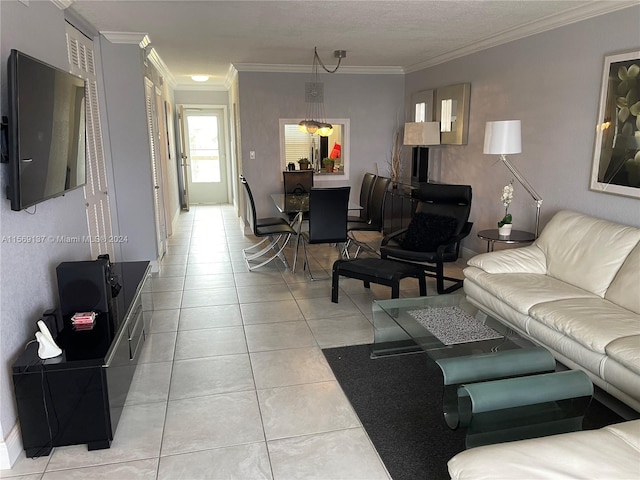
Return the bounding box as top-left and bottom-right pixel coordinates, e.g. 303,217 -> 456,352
404,122 -> 441,146
484,120 -> 521,154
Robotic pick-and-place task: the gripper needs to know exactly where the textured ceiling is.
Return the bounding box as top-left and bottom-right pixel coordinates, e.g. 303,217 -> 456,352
68,0 -> 636,87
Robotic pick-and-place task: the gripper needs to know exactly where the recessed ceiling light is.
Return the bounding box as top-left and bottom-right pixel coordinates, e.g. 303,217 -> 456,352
191,75 -> 209,82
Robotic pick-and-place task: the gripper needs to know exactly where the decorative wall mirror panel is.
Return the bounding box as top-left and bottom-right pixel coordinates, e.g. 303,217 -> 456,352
436,83 -> 470,145
411,89 -> 435,122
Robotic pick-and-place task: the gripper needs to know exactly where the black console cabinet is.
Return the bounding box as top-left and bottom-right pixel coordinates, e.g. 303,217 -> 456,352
383,182 -> 419,235
12,261 -> 152,457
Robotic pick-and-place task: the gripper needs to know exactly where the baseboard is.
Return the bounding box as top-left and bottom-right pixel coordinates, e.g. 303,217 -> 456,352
150,259 -> 160,274
0,422 -> 23,469
460,245 -> 478,262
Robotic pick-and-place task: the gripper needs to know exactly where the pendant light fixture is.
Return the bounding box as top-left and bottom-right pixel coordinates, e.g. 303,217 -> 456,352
298,47 -> 346,137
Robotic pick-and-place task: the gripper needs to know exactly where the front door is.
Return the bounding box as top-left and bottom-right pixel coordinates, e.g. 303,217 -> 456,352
183,108 -> 228,204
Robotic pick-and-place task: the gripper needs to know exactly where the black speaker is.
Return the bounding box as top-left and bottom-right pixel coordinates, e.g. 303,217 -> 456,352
411,147 -> 429,185
56,259 -> 112,316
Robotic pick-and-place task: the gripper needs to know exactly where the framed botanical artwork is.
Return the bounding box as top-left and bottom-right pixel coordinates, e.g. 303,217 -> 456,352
590,50 -> 640,198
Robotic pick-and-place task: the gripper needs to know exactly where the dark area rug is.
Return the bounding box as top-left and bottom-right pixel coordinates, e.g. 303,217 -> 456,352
323,344 -> 625,480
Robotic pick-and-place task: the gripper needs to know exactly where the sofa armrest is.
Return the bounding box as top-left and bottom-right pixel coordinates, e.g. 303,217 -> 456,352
467,245 -> 547,274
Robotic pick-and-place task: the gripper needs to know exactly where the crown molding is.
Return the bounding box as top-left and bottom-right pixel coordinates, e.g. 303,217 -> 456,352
233,63 -> 404,75
51,0 -> 73,9
225,64 -> 238,90
404,1 -> 639,73
147,48 -> 177,89
100,31 -> 148,44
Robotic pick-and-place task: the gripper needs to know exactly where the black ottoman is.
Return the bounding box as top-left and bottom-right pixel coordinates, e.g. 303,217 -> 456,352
331,258 -> 427,303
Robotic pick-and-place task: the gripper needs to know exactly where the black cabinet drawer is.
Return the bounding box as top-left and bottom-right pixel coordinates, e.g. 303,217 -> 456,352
128,302 -> 144,361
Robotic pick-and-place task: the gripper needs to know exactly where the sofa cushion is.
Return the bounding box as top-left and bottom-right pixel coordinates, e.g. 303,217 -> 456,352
534,210 -> 640,297
462,269 -> 595,315
606,335 -> 640,376
606,243 -> 640,314
529,298 -> 640,354
466,245 -> 547,274
448,420 -> 640,480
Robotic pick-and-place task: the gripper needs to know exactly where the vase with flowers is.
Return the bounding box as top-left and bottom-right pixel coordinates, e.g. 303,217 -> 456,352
498,180 -> 514,236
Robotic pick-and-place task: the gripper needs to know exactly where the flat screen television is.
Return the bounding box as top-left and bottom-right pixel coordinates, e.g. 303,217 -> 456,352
6,49 -> 87,211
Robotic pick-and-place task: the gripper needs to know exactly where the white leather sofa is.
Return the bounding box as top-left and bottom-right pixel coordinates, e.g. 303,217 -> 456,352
463,210 -> 640,412
448,419 -> 640,479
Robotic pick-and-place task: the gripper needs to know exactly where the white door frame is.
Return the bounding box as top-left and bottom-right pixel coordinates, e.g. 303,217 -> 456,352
179,104 -> 232,205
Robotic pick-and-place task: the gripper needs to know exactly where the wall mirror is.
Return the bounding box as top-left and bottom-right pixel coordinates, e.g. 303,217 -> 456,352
280,118 -> 350,180
436,83 -> 470,145
411,89 -> 434,122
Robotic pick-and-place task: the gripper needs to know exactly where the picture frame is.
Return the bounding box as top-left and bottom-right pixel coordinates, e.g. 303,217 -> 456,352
590,50 -> 640,198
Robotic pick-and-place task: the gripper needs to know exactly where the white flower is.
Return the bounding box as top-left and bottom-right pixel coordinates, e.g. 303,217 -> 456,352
501,181 -> 514,207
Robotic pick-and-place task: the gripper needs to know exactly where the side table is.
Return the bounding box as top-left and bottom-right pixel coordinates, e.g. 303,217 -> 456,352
477,229 -> 535,252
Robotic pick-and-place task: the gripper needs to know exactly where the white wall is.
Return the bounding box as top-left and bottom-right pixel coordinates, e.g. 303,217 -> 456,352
237,71 -> 405,219
0,0 -> 91,465
406,6 -> 640,254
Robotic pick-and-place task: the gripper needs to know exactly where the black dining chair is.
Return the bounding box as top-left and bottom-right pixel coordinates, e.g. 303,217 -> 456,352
283,170 -> 314,195
348,172 -> 377,224
380,183 -> 473,294
347,175 -> 391,256
283,170 -> 314,222
240,175 -> 297,271
299,186 -> 351,280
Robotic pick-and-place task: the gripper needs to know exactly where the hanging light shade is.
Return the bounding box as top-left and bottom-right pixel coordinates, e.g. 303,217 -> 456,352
299,47 -> 345,137
317,123 -> 333,136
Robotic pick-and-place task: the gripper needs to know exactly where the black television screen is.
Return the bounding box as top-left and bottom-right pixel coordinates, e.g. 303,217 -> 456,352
7,49 -> 87,211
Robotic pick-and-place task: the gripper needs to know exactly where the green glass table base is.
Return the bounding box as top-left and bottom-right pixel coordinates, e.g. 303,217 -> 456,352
436,347 -> 556,386
436,347 -> 557,430
457,370 -> 593,448
369,295 -> 594,448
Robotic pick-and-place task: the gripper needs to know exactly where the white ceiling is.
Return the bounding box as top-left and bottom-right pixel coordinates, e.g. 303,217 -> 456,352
67,0 -> 636,88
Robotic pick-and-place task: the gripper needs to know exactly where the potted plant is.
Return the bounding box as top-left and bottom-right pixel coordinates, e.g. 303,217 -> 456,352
498,180 -> 514,236
298,157 -> 310,170
323,157 -> 334,173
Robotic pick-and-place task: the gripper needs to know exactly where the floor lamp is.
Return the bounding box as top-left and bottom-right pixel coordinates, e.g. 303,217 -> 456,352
483,120 -> 543,237
404,122 -> 440,184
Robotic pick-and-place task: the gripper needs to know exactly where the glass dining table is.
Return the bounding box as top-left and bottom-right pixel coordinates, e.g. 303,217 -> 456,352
270,193 -> 362,272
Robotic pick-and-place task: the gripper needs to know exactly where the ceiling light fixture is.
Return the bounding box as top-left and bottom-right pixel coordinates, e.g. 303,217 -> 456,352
191,75 -> 209,82
298,47 -> 346,137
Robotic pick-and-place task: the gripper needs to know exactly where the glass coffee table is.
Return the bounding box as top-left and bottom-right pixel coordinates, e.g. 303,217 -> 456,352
371,294 -> 593,447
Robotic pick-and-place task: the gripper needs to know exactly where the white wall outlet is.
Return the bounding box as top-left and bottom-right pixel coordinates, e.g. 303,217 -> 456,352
249,151 -> 256,160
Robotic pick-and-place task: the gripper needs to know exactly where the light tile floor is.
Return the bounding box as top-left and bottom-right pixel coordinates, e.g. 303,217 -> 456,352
2,204 -> 464,480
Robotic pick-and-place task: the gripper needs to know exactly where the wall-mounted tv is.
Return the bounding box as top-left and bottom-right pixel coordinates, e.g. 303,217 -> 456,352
6,49 -> 87,211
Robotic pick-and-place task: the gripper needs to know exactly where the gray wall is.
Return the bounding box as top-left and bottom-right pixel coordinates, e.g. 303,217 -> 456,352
237,71 -> 405,218
406,6 -> 640,254
98,37 -> 158,262
174,89 -> 229,105
0,0 -> 91,442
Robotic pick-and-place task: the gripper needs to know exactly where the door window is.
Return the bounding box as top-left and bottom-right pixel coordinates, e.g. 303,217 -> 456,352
187,115 -> 221,183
